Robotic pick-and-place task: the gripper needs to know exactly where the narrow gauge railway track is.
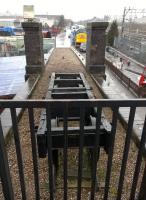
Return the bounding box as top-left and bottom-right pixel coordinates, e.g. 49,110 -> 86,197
36,72 -> 111,189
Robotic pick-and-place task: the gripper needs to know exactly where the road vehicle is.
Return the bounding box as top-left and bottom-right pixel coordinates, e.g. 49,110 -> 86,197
79,42 -> 86,52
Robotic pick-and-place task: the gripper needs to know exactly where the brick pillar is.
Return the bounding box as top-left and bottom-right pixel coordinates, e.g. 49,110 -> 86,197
22,22 -> 44,79
86,22 -> 108,77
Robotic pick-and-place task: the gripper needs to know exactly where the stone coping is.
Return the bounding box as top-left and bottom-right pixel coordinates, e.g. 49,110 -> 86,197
22,22 -> 42,29
87,22 -> 109,29
71,47 -> 86,66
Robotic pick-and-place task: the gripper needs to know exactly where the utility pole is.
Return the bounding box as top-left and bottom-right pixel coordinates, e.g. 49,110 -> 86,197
121,7 -> 146,36
121,7 -> 126,36
121,7 -> 131,36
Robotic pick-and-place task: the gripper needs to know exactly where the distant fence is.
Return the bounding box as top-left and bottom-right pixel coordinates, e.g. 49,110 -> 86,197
0,36 -> 55,57
114,36 -> 146,65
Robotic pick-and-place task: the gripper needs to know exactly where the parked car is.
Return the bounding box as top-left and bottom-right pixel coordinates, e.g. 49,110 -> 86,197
79,42 -> 86,52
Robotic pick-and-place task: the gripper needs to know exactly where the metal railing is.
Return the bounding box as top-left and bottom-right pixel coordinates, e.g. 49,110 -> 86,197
0,99 -> 146,200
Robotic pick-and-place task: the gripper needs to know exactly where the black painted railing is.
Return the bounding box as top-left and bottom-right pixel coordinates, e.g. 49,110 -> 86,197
0,99 -> 146,200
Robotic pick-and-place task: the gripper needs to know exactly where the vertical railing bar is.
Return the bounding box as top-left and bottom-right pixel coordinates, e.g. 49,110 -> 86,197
46,105 -> 54,200
104,106 -> 119,200
116,106 -> 136,200
90,106 -> 102,200
28,108 -> 40,200
138,162 -> 146,200
129,116 -> 146,200
77,106 -> 85,200
0,119 -> 14,200
10,108 -> 26,200
63,103 -> 68,200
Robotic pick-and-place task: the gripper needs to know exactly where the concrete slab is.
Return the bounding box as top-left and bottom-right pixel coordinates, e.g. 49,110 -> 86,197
1,74 -> 40,140
0,56 -> 25,96
0,52 -> 52,97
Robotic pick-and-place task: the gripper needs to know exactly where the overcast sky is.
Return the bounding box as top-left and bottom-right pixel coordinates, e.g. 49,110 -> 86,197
1,0 -> 146,21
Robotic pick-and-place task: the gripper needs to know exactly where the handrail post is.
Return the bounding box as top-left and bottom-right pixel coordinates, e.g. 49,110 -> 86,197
0,120 -> 14,200
138,163 -> 146,200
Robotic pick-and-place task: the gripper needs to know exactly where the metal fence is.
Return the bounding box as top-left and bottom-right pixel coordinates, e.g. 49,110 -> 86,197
0,99 -> 146,200
0,37 -> 55,57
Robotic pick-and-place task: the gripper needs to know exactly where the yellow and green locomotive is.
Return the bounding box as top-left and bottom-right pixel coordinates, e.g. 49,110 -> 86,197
75,28 -> 87,48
